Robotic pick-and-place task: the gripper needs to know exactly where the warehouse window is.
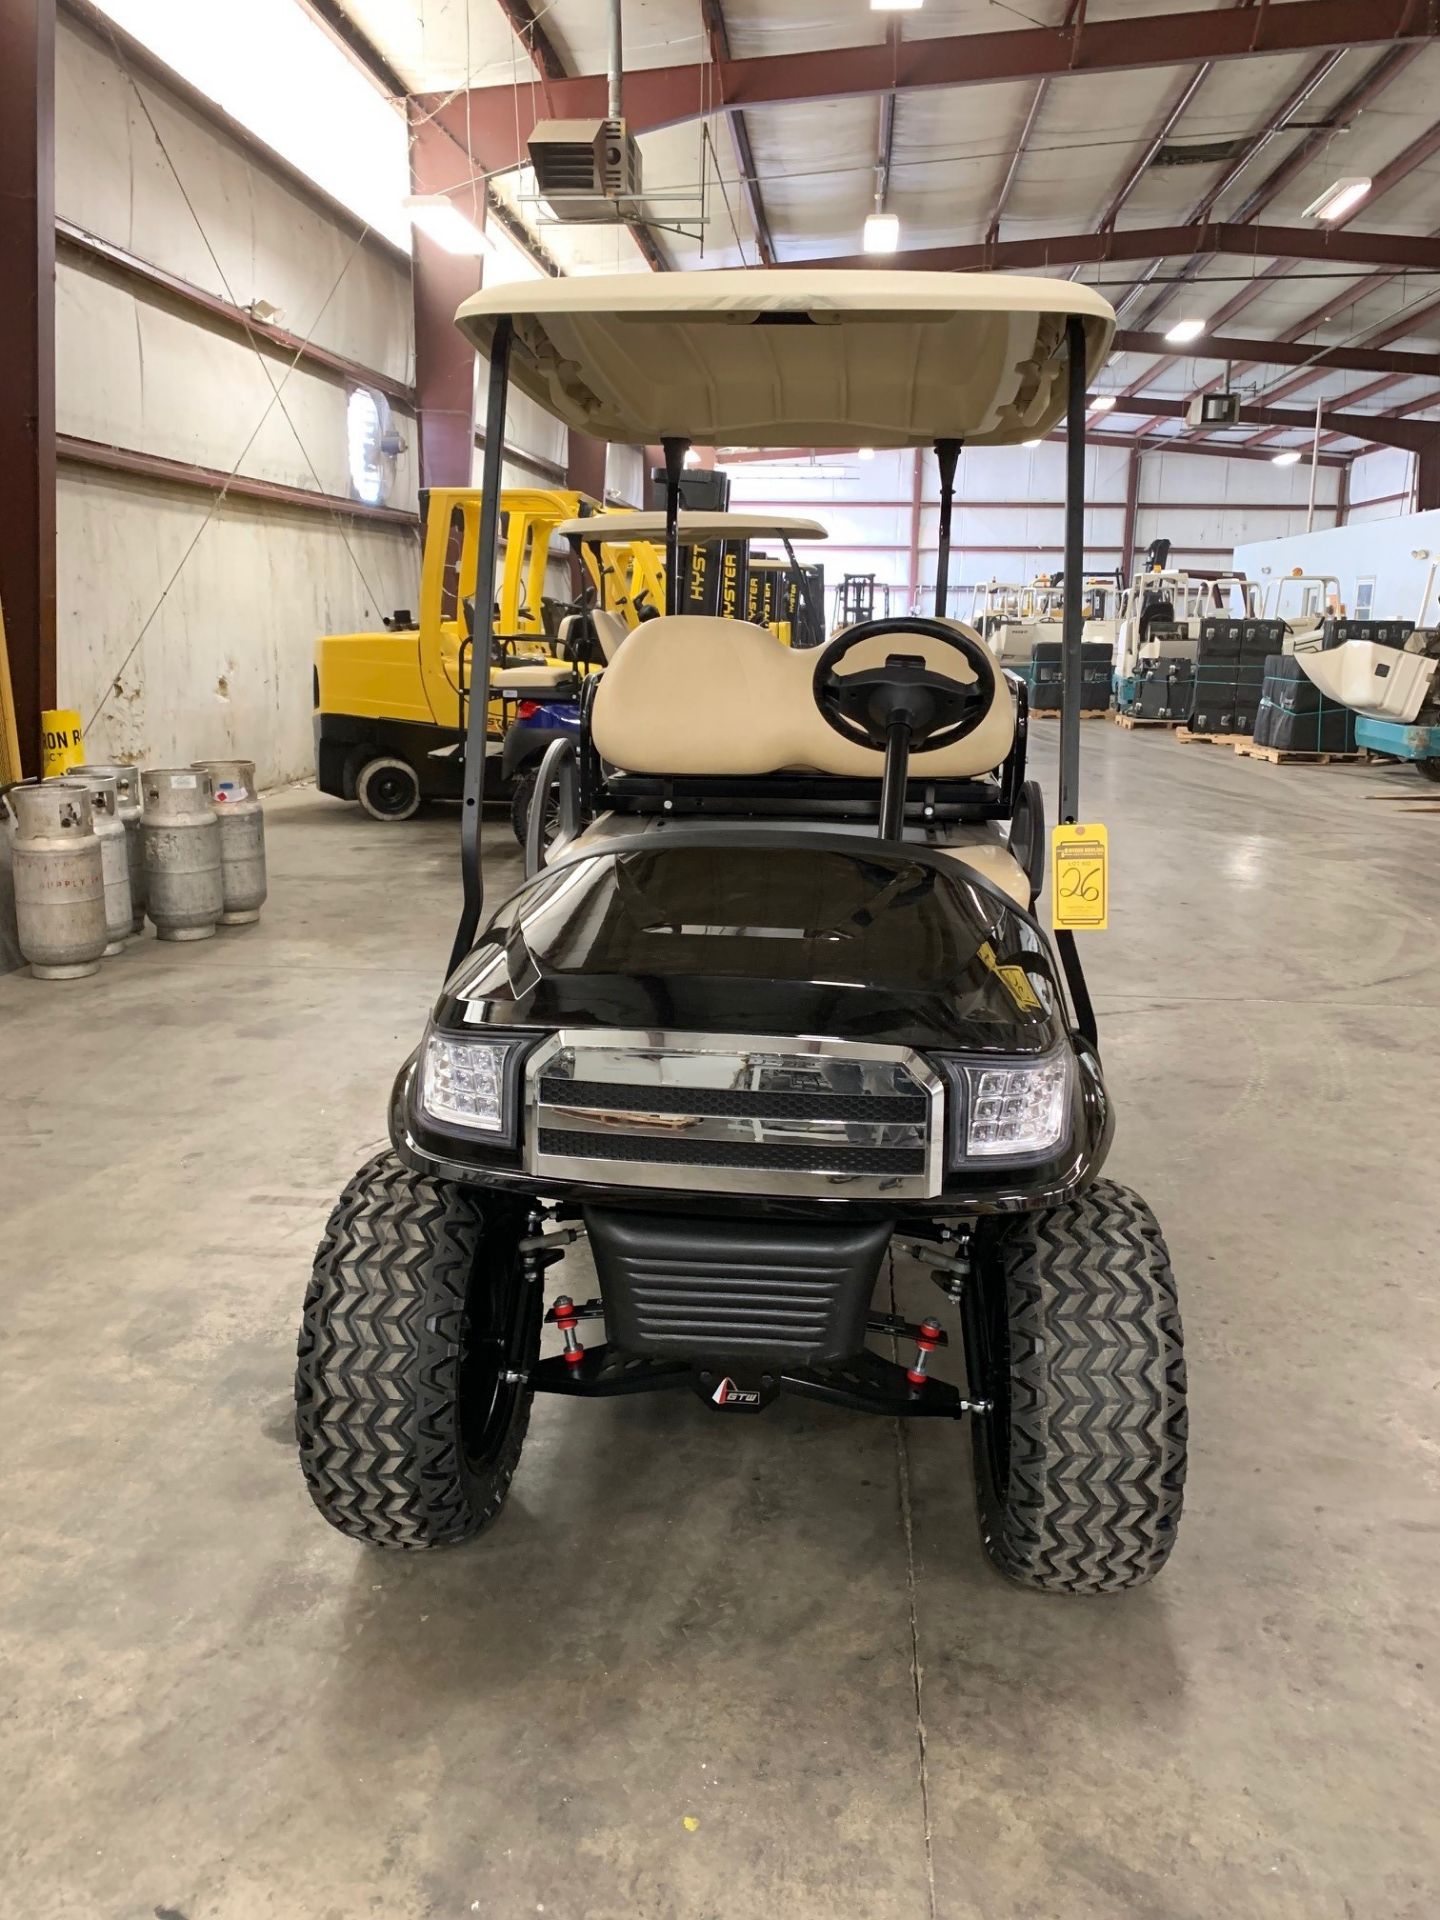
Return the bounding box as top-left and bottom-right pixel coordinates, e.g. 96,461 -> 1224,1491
347,387 -> 389,506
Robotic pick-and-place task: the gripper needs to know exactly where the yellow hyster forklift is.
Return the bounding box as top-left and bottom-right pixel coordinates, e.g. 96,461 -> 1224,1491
314,487 -> 635,820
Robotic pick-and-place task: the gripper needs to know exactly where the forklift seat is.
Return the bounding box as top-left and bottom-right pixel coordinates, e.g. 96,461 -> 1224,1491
592,616 -> 1014,780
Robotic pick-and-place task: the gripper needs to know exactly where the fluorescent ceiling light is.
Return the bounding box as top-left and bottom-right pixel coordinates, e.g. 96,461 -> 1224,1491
403,194 -> 491,256
863,212 -> 900,254
1165,317 -> 1207,345
872,0 -> 923,10
1271,450 -> 1303,467
1088,395 -> 1116,413
857,447 -> 875,460
1303,176 -> 1371,224
756,466 -> 849,479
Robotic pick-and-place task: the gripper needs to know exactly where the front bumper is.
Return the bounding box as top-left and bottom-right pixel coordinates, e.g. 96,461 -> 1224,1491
390,1029 -> 1111,1221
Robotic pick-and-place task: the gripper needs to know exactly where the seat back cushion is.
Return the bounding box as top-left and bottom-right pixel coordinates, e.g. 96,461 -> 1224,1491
590,608 -> 628,662
591,617 -> 1014,778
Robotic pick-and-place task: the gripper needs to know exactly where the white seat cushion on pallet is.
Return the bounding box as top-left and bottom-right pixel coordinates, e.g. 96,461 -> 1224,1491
591,616 -> 1014,779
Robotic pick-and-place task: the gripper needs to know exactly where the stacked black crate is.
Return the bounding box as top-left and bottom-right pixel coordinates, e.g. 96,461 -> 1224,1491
1252,655 -> 1357,753
1081,641 -> 1113,711
1029,640 -> 1062,711
1320,617 -> 1413,649
1190,619 -> 1286,733
1030,639 -> 1118,711
1135,658 -> 1194,720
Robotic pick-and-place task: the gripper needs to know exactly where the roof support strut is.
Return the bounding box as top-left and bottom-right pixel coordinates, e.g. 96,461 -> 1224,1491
451,317 -> 512,980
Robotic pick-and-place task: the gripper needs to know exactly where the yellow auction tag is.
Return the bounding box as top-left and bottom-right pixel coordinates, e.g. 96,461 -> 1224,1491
1051,823 -> 1109,931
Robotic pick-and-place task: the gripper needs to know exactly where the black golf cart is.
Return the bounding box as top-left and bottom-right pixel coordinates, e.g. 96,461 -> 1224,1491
295,270 -> 1186,1595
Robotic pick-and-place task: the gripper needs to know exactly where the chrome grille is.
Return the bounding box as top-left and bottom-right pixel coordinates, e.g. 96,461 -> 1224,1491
524,1030 -> 944,1199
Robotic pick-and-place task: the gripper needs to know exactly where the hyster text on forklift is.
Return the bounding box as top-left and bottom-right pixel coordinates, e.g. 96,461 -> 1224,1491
295,270 -> 1187,1597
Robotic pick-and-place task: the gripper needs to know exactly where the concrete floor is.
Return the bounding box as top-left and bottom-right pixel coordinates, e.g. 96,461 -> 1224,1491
3,724 -> 1439,1920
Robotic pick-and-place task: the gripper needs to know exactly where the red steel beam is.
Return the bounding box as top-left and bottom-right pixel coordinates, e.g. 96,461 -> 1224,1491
56,217 -> 416,406
1128,392 -> 1439,451
808,223 -> 1440,275
700,0 -> 776,265
1117,48 -> 1346,326
1116,48 -> 1425,395
426,0 -> 1440,173
986,3 -> 1086,247
719,436 -> 1347,470
1125,105 -> 1440,428
0,0 -> 56,777
1112,327 -> 1440,379
495,0 -> 565,84
58,434 -> 419,526
409,101 -> 486,488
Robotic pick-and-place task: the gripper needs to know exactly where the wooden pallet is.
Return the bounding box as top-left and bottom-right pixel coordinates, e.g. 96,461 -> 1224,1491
1233,742 -> 1361,767
1175,727 -> 1250,747
1031,709 -> 1111,720
1113,711 -> 1179,730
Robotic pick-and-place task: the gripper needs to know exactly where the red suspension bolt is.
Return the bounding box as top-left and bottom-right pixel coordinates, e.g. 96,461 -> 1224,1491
553,1295 -> 585,1367
907,1317 -> 943,1388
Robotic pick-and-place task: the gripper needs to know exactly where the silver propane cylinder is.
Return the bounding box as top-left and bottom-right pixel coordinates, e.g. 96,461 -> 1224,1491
52,773 -> 133,954
141,767 -> 223,941
74,763 -> 145,932
192,758 -> 266,925
7,782 -> 109,979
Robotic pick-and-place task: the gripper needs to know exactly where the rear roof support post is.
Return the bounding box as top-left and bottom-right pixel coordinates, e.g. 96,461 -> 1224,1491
661,437 -> 690,614
448,316 -> 513,979
1060,315 -> 1086,826
932,439 -> 961,617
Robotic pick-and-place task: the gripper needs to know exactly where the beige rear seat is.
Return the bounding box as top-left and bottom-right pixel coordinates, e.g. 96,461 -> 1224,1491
591,616 -> 1014,779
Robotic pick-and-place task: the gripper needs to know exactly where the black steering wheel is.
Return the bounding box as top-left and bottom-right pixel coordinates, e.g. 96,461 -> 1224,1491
812,616 -> 997,753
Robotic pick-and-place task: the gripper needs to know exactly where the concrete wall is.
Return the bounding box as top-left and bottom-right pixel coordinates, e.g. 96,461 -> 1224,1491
728,442 -> 1343,616
54,8 -> 419,788
1232,510 -> 1440,625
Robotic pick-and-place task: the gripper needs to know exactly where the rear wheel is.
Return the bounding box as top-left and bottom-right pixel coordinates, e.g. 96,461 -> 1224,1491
509,768 -> 562,852
295,1152 -> 536,1548
963,1179 -> 1187,1594
355,755 -> 421,822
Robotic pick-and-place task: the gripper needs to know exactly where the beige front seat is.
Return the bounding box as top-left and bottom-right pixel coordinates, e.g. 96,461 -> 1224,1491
591,617 -> 1014,778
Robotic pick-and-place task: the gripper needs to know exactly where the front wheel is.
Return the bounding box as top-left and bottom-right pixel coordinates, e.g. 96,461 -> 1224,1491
963,1179 -> 1187,1594
295,1153 -> 536,1548
1417,757 -> 1440,784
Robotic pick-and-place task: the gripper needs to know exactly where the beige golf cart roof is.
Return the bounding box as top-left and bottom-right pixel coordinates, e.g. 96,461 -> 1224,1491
553,510 -> 828,543
455,269 -> 1114,448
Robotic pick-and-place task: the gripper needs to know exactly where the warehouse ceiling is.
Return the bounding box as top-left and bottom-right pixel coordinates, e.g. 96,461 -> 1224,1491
330,0 -> 1440,461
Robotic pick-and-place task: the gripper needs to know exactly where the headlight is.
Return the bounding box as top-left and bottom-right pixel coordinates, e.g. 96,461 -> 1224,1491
419,1032 -> 523,1137
943,1048 -> 1071,1164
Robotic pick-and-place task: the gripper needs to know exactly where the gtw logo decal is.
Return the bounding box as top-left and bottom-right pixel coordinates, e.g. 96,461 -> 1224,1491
711,1377 -> 762,1408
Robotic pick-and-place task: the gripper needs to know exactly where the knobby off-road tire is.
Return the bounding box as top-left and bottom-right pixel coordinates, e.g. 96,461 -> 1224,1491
965,1179 -> 1187,1595
295,1152 -> 535,1548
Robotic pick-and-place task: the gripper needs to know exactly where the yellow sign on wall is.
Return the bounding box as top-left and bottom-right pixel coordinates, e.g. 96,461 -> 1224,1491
1051,823 -> 1109,931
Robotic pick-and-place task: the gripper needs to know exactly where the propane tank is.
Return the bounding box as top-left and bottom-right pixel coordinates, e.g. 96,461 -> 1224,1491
51,773 -> 133,955
74,763 -> 145,932
7,782 -> 109,979
192,758 -> 267,925
141,767 -> 223,941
